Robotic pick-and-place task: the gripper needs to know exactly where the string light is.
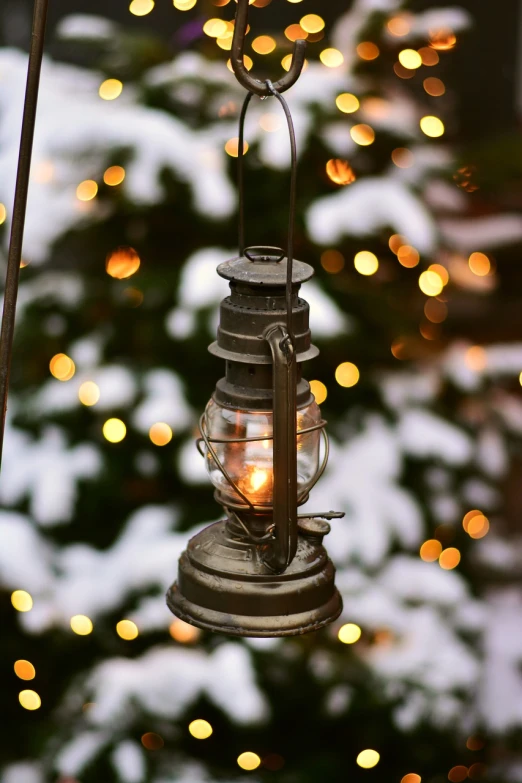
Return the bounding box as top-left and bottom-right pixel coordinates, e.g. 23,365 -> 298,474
14,660 -> 36,680
252,35 -> 275,54
129,0 -> 155,15
389,234 -> 406,254
149,422 -> 173,446
439,547 -> 461,570
320,249 -> 345,274
398,49 -> 422,69
428,263 -> 449,286
11,590 -> 33,612
76,180 -> 98,201
335,93 -> 359,114
309,380 -> 327,404
141,732 -> 164,749
468,252 -> 490,276
356,42 -> 379,60
237,752 -> 261,771
418,270 -> 443,296
335,362 -> 360,388
19,690 -> 41,711
285,24 -> 307,41
78,381 -> 100,406
225,138 -> 249,157
350,124 -> 375,146
203,18 -> 228,37
418,47 -> 439,66
354,251 -> 378,276
70,615 -> 93,635
420,539 -> 442,562
424,77 -> 445,96
326,159 -> 356,186
320,48 -> 344,67
103,418 -> 127,443
447,766 -> 468,783
401,776 -> 421,783
189,719 -> 213,739
356,750 -> 380,769
50,353 -> 75,381
169,618 -> 201,642
99,79 -> 123,101
116,620 -> 139,640
103,166 -> 126,186
420,116 -> 445,138
397,245 -> 420,268
299,14 -> 325,33
106,247 -> 141,279
338,623 -> 361,644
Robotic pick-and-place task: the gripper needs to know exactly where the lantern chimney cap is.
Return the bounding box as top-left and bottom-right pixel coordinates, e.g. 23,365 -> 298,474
218,247 -> 314,287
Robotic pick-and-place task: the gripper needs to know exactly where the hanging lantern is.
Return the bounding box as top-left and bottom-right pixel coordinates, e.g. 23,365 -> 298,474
167,0 -> 343,637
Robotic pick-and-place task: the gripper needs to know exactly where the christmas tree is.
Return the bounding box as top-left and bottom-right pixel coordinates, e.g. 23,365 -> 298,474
1,1 -> 522,781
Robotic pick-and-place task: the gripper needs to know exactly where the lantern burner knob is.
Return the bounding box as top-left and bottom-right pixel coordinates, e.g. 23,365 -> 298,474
244,246 -> 285,264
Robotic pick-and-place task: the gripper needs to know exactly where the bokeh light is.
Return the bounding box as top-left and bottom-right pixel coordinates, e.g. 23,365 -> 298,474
189,719 -> 213,739
357,749 -> 380,769
468,252 -> 491,276
418,47 -> 439,66
285,24 -> 307,41
467,514 -> 490,539
50,353 -> 76,381
354,251 -> 379,276
326,159 -> 356,186
420,116 -> 445,138
141,732 -> 164,750
335,93 -> 359,113
320,249 -> 345,274
76,180 -> 98,201
418,270 -> 443,296
392,148 -> 414,168
70,615 -> 93,635
398,49 -> 422,69
106,247 -> 141,279
397,245 -> 420,268
103,165 -> 126,186
429,28 -> 457,50
174,0 -> 197,9
19,690 -> 41,711
448,766 -> 468,783
300,14 -> 324,33
78,381 -> 100,406
169,619 -> 200,643
226,55 -> 253,73
14,660 -> 36,680
338,623 -> 362,644
465,346 -> 487,371
149,422 -> 173,446
356,42 -> 379,60
424,299 -> 447,323
401,776 -> 421,783
281,54 -> 309,72
389,234 -> 406,254
420,539 -> 442,562
225,138 -> 249,157
350,124 -> 375,146
203,18 -> 228,37
439,547 -> 461,570
0,203 -> 7,224
237,752 -> 261,770
103,418 -> 127,443
320,48 -> 344,67
99,79 -> 123,101
386,15 -> 411,36
424,77 -> 445,96
335,362 -> 360,388
116,620 -> 139,640
259,113 -> 281,132
252,35 -> 275,54
129,0 -> 154,15
428,263 -> 449,286
309,380 -> 327,405
11,590 -> 33,612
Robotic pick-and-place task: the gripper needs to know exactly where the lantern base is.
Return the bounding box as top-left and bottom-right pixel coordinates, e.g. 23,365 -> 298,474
167,518 -> 342,637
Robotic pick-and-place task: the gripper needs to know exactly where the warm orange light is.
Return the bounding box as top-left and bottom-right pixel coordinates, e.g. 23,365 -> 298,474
465,346 -> 487,372
391,148 -> 414,168
99,79 -> 123,100
203,18 -> 228,37
225,138 -> 249,157
468,252 -> 491,276
394,62 -> 415,80
424,299 -> 447,323
462,509 -> 482,533
103,165 -> 126,186
429,28 -> 457,50
423,77 -> 445,96
356,42 -> 379,60
398,49 -> 422,69
320,249 -> 345,274
335,93 -> 359,114
320,48 -> 344,67
259,113 -> 281,132
389,234 -> 406,254
251,467 -> 269,492
149,422 -> 173,446
419,270 -> 443,296
401,776 -> 421,783
418,47 -> 439,66
252,35 -> 275,54
326,159 -> 356,186
76,180 -> 98,201
439,547 -> 461,570
386,15 -> 411,36
281,54 -> 308,72
467,514 -> 489,540
428,263 -> 449,286
335,362 -> 360,388
350,124 -> 375,146
285,23 -> 308,41
300,14 -> 324,33
141,732 -> 164,750
0,203 -> 6,224
50,353 -> 76,381
447,766 -> 468,783
397,245 -> 420,268
106,247 -> 141,279
420,539 -> 442,562
14,660 -> 36,680
226,55 -> 253,72
129,0 -> 155,14
169,618 -> 200,643
310,380 -> 327,405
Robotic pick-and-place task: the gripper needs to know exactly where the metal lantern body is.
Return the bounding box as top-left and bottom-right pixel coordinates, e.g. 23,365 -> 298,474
167,248 -> 342,637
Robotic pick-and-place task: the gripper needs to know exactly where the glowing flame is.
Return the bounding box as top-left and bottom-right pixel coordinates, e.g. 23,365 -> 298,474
250,467 -> 269,492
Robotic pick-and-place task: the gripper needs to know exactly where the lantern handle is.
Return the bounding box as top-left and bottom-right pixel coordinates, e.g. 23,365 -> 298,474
231,0 -> 306,97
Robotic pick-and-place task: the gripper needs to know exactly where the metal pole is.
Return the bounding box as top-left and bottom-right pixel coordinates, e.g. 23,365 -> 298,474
0,0 -> 49,468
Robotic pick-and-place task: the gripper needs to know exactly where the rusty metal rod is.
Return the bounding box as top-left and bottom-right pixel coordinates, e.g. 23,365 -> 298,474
0,0 -> 49,469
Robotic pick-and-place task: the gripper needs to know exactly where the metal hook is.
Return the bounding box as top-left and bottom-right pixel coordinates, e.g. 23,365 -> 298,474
231,0 -> 306,96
